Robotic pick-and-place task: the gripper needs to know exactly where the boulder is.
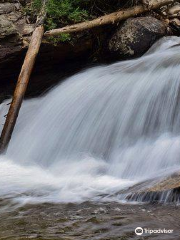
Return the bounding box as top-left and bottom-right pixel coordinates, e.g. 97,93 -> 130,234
108,16 -> 167,59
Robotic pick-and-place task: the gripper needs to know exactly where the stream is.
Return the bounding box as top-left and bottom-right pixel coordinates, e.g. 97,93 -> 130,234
0,37 -> 180,239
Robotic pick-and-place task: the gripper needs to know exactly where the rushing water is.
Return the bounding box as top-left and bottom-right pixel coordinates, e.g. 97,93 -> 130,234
0,37 -> 180,205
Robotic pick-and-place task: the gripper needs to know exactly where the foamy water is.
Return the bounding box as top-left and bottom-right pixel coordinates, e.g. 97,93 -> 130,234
0,37 -> 180,205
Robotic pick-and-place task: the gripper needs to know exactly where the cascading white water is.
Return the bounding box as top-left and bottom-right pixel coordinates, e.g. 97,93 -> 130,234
0,36 -> 180,204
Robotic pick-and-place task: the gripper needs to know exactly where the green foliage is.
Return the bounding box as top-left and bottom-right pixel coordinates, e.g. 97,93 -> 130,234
45,17 -> 57,30
47,34 -> 71,45
23,0 -> 41,21
47,0 -> 88,23
28,0 -> 140,28
32,0 -> 42,13
31,0 -> 89,31
58,33 -> 71,42
27,0 -> 140,43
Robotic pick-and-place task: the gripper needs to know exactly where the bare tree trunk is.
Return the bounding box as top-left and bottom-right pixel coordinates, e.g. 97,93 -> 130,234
45,0 -> 174,36
0,26 -> 44,153
0,0 -> 48,153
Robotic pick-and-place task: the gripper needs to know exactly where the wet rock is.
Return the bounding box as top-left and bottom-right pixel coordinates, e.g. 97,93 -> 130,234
108,16 -> 167,59
169,18 -> 180,35
0,15 -> 18,39
170,17 -> 180,26
124,172 -> 180,203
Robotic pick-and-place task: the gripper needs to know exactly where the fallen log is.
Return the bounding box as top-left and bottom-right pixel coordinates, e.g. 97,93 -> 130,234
0,1 -> 47,153
0,26 -> 44,153
45,0 -> 174,36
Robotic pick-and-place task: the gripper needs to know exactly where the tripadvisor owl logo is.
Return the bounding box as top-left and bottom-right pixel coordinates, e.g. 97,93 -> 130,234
135,227 -> 143,236
135,227 -> 174,236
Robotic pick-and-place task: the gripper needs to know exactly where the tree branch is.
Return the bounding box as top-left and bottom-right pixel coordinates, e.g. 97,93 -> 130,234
45,0 -> 174,36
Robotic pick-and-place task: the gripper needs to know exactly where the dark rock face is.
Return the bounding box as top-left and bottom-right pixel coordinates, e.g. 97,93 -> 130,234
0,0 -> 26,80
0,0 -> 93,97
0,4 -> 168,97
108,16 -> 167,59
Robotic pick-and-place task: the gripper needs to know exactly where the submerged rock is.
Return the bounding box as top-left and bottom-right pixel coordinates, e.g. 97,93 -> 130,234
124,172 -> 180,203
108,16 -> 167,59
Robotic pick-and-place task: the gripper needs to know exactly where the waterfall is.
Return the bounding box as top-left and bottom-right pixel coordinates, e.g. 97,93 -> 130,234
0,36 -> 180,204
